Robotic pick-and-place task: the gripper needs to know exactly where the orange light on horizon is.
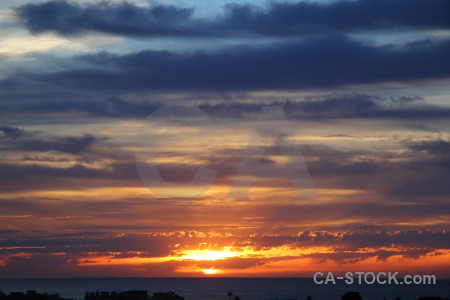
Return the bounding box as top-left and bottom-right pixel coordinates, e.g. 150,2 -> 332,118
179,250 -> 238,261
203,268 -> 218,275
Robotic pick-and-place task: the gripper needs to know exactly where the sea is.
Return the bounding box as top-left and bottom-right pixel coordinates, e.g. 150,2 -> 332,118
0,278 -> 448,300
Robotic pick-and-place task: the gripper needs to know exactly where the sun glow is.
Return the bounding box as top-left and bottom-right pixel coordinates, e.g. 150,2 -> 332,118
203,268 -> 218,275
180,250 -> 238,261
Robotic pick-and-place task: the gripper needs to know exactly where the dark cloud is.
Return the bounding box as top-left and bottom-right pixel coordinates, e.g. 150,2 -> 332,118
245,230 -> 450,252
15,134 -> 101,154
221,0 -> 450,36
0,230 -> 18,235
33,94 -> 450,120
0,129 -> 104,155
0,161 -> 139,192
340,230 -> 450,250
387,141 -> 450,197
0,235 -> 174,257
391,172 -> 450,197
0,126 -> 29,139
0,159 -> 225,192
28,36 -> 450,91
17,0 -> 450,38
203,94 -> 450,119
34,97 -> 160,118
300,248 -> 434,264
409,140 -> 450,154
17,1 -> 196,37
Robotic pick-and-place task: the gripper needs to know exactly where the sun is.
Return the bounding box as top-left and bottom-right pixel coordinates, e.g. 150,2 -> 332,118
203,268 -> 218,275
180,250 -> 237,261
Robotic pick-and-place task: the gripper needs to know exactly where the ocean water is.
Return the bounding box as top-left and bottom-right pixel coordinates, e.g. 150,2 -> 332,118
0,278 -> 448,300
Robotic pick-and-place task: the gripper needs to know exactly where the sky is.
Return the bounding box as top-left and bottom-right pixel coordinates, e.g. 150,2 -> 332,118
0,0 -> 450,279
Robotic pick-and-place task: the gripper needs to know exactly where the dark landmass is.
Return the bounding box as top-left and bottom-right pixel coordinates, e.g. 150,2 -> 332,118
339,293 -> 450,300
0,291 -> 183,300
0,290 -> 448,300
0,290 -> 74,300
85,291 -> 182,300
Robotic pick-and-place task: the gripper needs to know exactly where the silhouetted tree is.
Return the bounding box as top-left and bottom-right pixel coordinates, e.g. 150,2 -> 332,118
341,292 -> 362,300
416,298 -> 449,300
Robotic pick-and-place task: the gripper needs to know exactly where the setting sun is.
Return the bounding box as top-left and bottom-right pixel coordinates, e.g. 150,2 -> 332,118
203,269 -> 218,275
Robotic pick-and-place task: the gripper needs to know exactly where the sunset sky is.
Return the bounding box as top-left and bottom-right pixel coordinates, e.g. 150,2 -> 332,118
0,0 -> 450,279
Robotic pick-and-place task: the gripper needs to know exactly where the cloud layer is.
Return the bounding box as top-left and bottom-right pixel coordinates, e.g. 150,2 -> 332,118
14,36 -> 447,91
17,0 -> 450,38
1,0 -> 449,278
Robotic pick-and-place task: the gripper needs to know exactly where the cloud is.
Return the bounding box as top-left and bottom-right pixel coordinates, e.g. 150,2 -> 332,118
299,248 -> 435,264
33,96 -> 160,118
0,230 -> 18,235
1,132 -> 449,202
202,94 -> 450,119
16,0 -> 450,38
0,161 -> 139,192
0,235 -> 175,257
0,125 -> 29,139
221,0 -> 450,36
25,36 -> 450,91
384,140 -> 450,197
409,140 -> 450,154
32,94 -> 450,120
15,134 -> 102,154
0,127 -> 104,155
390,168 -> 450,197
0,230 -> 448,274
0,159 -> 222,192
16,1 -> 197,38
0,230 -> 448,256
